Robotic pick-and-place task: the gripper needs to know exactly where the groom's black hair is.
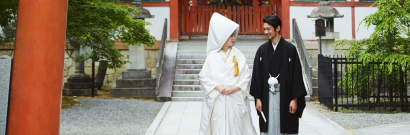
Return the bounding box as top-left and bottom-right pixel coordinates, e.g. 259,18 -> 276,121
263,15 -> 282,33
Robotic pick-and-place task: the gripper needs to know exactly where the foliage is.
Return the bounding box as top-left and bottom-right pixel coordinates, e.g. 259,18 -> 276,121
333,0 -> 410,103
0,0 -> 17,27
67,0 -> 156,68
333,0 -> 410,66
0,0 -> 17,44
0,0 -> 156,69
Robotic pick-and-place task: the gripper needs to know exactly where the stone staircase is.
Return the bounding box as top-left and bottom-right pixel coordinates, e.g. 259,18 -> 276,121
171,40 -> 265,101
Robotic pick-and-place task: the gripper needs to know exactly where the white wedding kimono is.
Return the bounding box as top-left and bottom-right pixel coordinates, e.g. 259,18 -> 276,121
199,13 -> 256,135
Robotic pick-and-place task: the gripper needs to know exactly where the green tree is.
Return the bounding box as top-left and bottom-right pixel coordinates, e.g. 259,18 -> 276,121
0,0 -> 156,88
0,0 -> 18,44
333,0 -> 410,105
67,0 -> 155,67
67,0 -> 156,89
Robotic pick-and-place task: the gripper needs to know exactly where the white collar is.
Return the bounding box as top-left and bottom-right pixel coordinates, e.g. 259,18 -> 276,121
271,35 -> 281,51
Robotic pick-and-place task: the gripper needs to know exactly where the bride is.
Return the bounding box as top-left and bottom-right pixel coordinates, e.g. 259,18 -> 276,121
199,12 -> 256,135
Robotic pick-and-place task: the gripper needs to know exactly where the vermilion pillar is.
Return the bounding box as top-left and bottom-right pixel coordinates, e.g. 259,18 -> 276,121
170,0 -> 179,40
281,0 -> 290,39
7,0 -> 68,134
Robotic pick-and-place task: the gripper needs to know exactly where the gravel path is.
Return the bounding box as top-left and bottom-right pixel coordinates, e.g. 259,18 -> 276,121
60,98 -> 164,135
307,101 -> 410,130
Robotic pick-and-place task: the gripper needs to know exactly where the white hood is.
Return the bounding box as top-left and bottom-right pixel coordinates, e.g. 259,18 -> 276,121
206,13 -> 239,55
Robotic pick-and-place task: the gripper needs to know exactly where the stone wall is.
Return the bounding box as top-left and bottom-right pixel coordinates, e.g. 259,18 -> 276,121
304,41 -> 350,70
64,47 -> 159,88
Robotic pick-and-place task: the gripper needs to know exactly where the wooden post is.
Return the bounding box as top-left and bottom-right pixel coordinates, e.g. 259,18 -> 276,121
248,6 -> 254,34
7,0 -> 68,134
240,6 -> 244,34
193,0 -> 197,6
181,5 -> 186,34
170,0 -> 179,39
245,6 -> 249,34
227,6 -> 232,19
187,5 -> 191,34
281,0 -> 290,39
253,0 -> 258,7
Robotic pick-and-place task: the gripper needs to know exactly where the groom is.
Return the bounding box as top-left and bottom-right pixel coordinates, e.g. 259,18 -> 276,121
250,15 -> 307,135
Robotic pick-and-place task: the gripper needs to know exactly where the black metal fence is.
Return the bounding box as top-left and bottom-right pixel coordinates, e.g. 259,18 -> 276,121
318,54 -> 410,112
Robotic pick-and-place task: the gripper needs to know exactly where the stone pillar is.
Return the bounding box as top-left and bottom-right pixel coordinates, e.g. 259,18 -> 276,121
128,44 -> 146,70
7,0 -> 68,134
313,33 -> 340,56
321,38 -> 337,56
0,56 -> 12,135
110,44 -> 156,97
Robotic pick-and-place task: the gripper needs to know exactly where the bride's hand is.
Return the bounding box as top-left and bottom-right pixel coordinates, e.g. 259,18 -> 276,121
223,86 -> 240,95
214,85 -> 225,95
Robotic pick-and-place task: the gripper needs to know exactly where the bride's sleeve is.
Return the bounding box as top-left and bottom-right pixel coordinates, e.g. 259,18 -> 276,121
199,57 -> 219,96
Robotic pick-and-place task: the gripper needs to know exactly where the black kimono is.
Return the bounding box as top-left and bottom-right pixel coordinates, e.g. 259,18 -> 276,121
250,37 -> 307,133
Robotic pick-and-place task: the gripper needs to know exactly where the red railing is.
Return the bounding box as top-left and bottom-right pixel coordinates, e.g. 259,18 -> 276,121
180,5 -> 276,35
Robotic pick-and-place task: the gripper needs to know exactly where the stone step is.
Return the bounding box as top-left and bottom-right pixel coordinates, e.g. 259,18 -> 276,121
173,85 -> 202,91
175,69 -> 201,74
63,82 -> 91,89
176,59 -> 205,64
171,97 -> 204,101
114,78 -> 156,88
171,96 -> 256,101
178,40 -> 266,46
312,68 -> 318,78
312,78 -> 318,87
178,46 -> 260,51
172,91 -> 203,97
66,78 -> 91,83
175,64 -> 203,69
174,79 -> 200,85
177,54 -> 255,59
312,87 -> 318,96
177,50 -> 256,55
176,59 -> 254,64
174,74 -> 199,80
175,64 -> 254,69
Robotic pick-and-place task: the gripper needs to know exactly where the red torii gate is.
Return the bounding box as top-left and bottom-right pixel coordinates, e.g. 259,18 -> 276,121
7,0 -> 68,134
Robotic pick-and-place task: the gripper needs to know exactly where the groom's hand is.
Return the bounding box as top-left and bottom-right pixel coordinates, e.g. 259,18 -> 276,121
289,98 -> 298,114
256,98 -> 262,112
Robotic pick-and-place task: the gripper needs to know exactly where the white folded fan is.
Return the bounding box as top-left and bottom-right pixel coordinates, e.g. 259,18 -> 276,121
260,111 -> 267,123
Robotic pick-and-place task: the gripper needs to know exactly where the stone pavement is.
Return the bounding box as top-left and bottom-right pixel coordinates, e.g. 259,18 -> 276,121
353,122 -> 410,135
145,101 -> 353,135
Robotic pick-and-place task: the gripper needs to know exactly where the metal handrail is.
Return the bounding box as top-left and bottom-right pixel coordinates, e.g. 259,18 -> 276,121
155,18 -> 167,95
292,18 -> 313,95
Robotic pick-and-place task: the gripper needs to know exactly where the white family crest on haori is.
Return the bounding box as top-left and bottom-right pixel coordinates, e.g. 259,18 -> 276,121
199,12 -> 256,135
268,73 -> 280,93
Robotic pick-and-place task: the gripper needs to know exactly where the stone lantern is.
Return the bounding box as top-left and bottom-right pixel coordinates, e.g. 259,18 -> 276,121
63,48 -> 96,96
308,0 -> 343,56
132,0 -> 155,20
110,0 -> 156,97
